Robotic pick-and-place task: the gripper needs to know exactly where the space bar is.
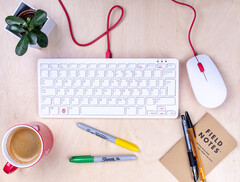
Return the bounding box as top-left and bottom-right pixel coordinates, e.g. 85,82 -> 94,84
81,107 -> 125,115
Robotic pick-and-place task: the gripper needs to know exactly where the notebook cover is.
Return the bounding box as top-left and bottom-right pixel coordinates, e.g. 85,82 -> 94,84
160,113 -> 237,182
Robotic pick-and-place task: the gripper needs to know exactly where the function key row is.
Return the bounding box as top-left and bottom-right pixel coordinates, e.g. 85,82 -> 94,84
40,63 -> 176,70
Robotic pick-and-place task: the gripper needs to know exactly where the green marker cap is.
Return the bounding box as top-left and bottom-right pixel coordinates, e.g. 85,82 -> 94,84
69,155 -> 94,163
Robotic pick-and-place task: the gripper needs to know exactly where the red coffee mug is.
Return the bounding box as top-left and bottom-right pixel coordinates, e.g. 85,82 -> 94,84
2,122 -> 53,174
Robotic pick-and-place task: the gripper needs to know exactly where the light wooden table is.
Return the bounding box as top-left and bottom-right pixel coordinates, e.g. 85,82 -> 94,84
0,0 -> 239,181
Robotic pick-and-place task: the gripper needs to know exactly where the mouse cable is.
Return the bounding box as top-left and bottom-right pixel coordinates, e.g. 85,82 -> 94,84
170,1 -> 198,57
58,0 -> 124,58
171,0 -> 205,73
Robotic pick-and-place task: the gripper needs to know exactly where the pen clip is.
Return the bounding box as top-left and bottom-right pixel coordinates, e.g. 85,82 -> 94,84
185,111 -> 196,137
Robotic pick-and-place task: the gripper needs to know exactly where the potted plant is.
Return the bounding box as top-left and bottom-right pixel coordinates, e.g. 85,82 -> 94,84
5,1 -> 55,56
6,9 -> 48,56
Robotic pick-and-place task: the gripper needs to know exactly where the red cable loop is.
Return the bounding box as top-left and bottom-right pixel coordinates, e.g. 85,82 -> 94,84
171,0 -> 197,57
58,0 -> 124,58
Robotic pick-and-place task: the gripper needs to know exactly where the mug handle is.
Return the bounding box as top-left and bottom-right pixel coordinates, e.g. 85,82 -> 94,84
3,162 -> 18,174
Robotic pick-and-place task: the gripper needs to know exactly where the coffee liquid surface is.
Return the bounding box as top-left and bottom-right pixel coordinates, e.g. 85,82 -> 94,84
7,127 -> 42,164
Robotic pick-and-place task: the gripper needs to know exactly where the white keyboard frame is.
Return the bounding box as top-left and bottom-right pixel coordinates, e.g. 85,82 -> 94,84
38,58 -> 179,118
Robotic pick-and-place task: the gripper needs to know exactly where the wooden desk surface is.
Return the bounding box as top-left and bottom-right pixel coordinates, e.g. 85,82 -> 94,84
0,0 -> 239,181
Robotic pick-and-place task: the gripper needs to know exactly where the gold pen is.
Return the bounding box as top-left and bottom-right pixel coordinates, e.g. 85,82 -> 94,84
186,111 -> 207,182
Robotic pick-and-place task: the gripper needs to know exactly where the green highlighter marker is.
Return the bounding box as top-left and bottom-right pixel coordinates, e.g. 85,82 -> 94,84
69,155 -> 136,163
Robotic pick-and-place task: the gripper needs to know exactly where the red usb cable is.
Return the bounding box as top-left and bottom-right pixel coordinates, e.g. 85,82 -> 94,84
58,0 -> 124,58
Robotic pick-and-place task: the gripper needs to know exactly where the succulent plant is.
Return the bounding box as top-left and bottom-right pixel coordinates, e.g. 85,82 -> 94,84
5,9 -> 48,56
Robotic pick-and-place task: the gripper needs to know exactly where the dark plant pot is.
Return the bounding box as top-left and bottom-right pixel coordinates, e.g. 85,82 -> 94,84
18,10 -> 35,21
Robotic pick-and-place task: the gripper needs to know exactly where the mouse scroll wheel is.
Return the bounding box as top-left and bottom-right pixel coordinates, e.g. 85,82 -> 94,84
198,62 -> 205,72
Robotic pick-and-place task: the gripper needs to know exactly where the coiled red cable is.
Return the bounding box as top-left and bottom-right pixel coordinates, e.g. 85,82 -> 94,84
58,0 -> 124,58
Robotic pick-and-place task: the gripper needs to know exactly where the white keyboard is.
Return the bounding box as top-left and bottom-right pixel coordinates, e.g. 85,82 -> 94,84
38,58 -> 179,118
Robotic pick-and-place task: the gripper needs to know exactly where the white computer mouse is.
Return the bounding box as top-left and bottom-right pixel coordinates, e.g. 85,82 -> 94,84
186,54 -> 227,108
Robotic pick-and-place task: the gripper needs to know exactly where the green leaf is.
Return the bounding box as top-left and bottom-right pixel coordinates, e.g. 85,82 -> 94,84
35,30 -> 48,48
9,25 -> 25,34
5,16 -> 27,28
27,32 -> 37,45
26,17 -> 31,24
15,34 -> 29,56
29,9 -> 47,27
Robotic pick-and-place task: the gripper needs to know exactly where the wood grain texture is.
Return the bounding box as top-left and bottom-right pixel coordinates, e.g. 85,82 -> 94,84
0,0 -> 239,181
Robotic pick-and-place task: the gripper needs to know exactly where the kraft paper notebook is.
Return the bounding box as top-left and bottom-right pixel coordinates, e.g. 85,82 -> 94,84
160,113 -> 237,182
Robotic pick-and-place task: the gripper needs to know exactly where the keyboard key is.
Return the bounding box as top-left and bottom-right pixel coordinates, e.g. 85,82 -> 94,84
96,70 -> 105,77
149,80 -> 157,88
148,111 -> 156,116
75,88 -> 84,96
138,107 -> 146,115
136,64 -> 146,69
69,64 -> 78,69
109,98 -> 117,105
72,98 -> 79,105
50,106 -> 58,115
78,70 -> 86,77
99,98 -> 107,105
127,98 -> 135,105
95,88 -> 103,96
166,63 -> 176,69
59,64 -> 68,69
62,98 -> 70,105
158,111 -> 165,116
132,88 -> 140,96
163,70 -> 175,77
98,64 -> 107,69
127,107 -> 137,115
80,98 -> 89,105
166,80 -> 176,96
79,64 -> 87,69
60,107 -> 68,115
41,97 -> 51,105
69,107 -> 79,115
40,64 -> 48,69
41,106 -> 49,115
167,110 -> 176,116
156,98 -> 175,105
147,64 -> 155,69
41,79 -> 53,87
139,79 -> 147,87
81,107 -> 124,115
53,98 -> 61,105
87,70 -> 95,77
88,64 -> 97,69
73,79 -> 81,87
160,88 -> 166,96
55,79 -> 63,87
144,70 -> 152,77
59,70 -> 67,77
66,89 -> 74,96
118,98 -> 126,105
68,70 -> 77,77
146,98 -> 154,105
41,88 -> 55,96
89,98 -> 98,105
41,70 -> 48,78
50,64 -> 58,69
129,79 -> 138,87
127,63 -> 136,69
136,98 -> 144,105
